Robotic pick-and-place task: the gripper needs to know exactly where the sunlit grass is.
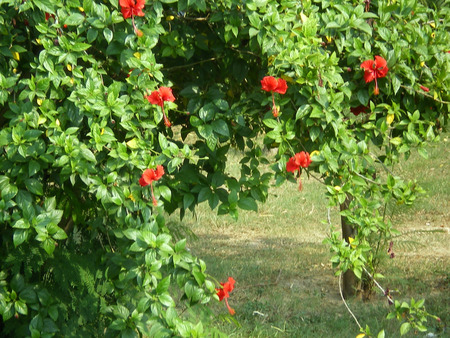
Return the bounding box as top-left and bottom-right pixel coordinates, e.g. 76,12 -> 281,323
168,134 -> 449,337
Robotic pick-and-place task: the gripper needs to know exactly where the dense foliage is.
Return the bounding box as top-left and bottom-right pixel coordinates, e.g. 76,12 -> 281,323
0,0 -> 448,336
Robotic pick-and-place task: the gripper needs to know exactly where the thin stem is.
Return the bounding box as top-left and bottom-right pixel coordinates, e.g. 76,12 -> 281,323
370,152 -> 395,176
163,57 -> 223,72
181,15 -> 210,21
352,170 -> 380,185
308,172 -> 327,186
400,84 -> 450,104
362,267 -> 394,304
339,274 -> 362,330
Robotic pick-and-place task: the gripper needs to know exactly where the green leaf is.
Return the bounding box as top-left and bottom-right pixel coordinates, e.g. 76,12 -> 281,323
263,118 -> 279,129
357,89 -> 369,106
199,103 -> 216,122
156,276 -> 171,294
81,147 -> 97,163
23,130 -> 43,141
389,137 -> 402,146
53,228 -> 68,240
309,126 -> 320,142
109,319 -> 126,331
103,28 -> 113,43
72,42 -> 91,52
400,322 -> 411,336
87,29 -> 98,43
15,300 -> 28,315
32,0 -> 55,14
2,303 -> 14,321
0,180 -> 18,201
192,267 -> 205,286
13,229 -> 28,247
392,75 -> 401,95
211,119 -> 230,138
11,274 -> 25,292
183,193 -> 195,209
377,329 -> 385,338
198,187 -> 212,203
238,197 -> 258,212
175,239 -> 186,252
42,239 -> 56,255
296,104 -> 311,120
13,219 -> 30,229
159,185 -> 171,202
28,160 -> 41,177
65,13 -> 85,26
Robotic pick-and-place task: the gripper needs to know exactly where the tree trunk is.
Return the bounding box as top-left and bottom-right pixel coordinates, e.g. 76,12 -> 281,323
340,195 -> 358,298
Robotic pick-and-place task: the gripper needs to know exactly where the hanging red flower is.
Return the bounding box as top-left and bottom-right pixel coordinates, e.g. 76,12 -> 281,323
145,87 -> 175,107
261,76 -> 288,118
286,151 -> 312,172
139,165 -> 164,206
120,0 -> 146,19
145,87 -> 175,127
261,76 -> 288,94
120,0 -> 146,36
216,277 -> 236,315
360,56 -> 389,95
286,152 -> 312,191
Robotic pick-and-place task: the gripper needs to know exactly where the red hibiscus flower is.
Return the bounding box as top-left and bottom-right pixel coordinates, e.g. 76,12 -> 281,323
120,0 -> 146,36
350,105 -> 369,116
419,85 -> 430,92
261,76 -> 288,94
361,56 -> 389,95
145,91 -> 163,107
287,151 -> 312,172
145,87 -> 175,107
216,277 -> 236,315
145,87 -> 175,127
286,152 -> 312,191
139,165 -> 164,206
120,0 -> 146,19
261,76 -> 288,118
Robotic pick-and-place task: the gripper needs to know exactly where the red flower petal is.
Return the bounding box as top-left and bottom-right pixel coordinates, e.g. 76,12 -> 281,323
296,151 -> 312,168
159,87 -> 175,103
361,59 -> 376,83
216,288 -> 228,301
420,85 -> 430,92
154,165 -> 165,180
274,78 -> 288,94
286,157 -> 299,173
120,0 -> 146,19
145,91 -> 163,107
141,169 -> 156,185
374,55 -> 388,78
135,0 -> 146,16
225,298 -> 235,315
223,277 -> 235,293
216,277 -> 235,300
139,176 -> 148,187
261,76 -> 278,92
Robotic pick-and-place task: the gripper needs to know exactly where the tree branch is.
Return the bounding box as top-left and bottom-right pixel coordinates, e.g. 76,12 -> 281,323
400,85 -> 450,104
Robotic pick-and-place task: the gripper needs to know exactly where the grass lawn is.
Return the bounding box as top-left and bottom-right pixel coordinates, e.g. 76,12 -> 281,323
168,134 -> 449,337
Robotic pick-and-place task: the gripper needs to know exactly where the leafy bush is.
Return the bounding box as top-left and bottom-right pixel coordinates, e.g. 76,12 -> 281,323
0,0 -> 448,336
